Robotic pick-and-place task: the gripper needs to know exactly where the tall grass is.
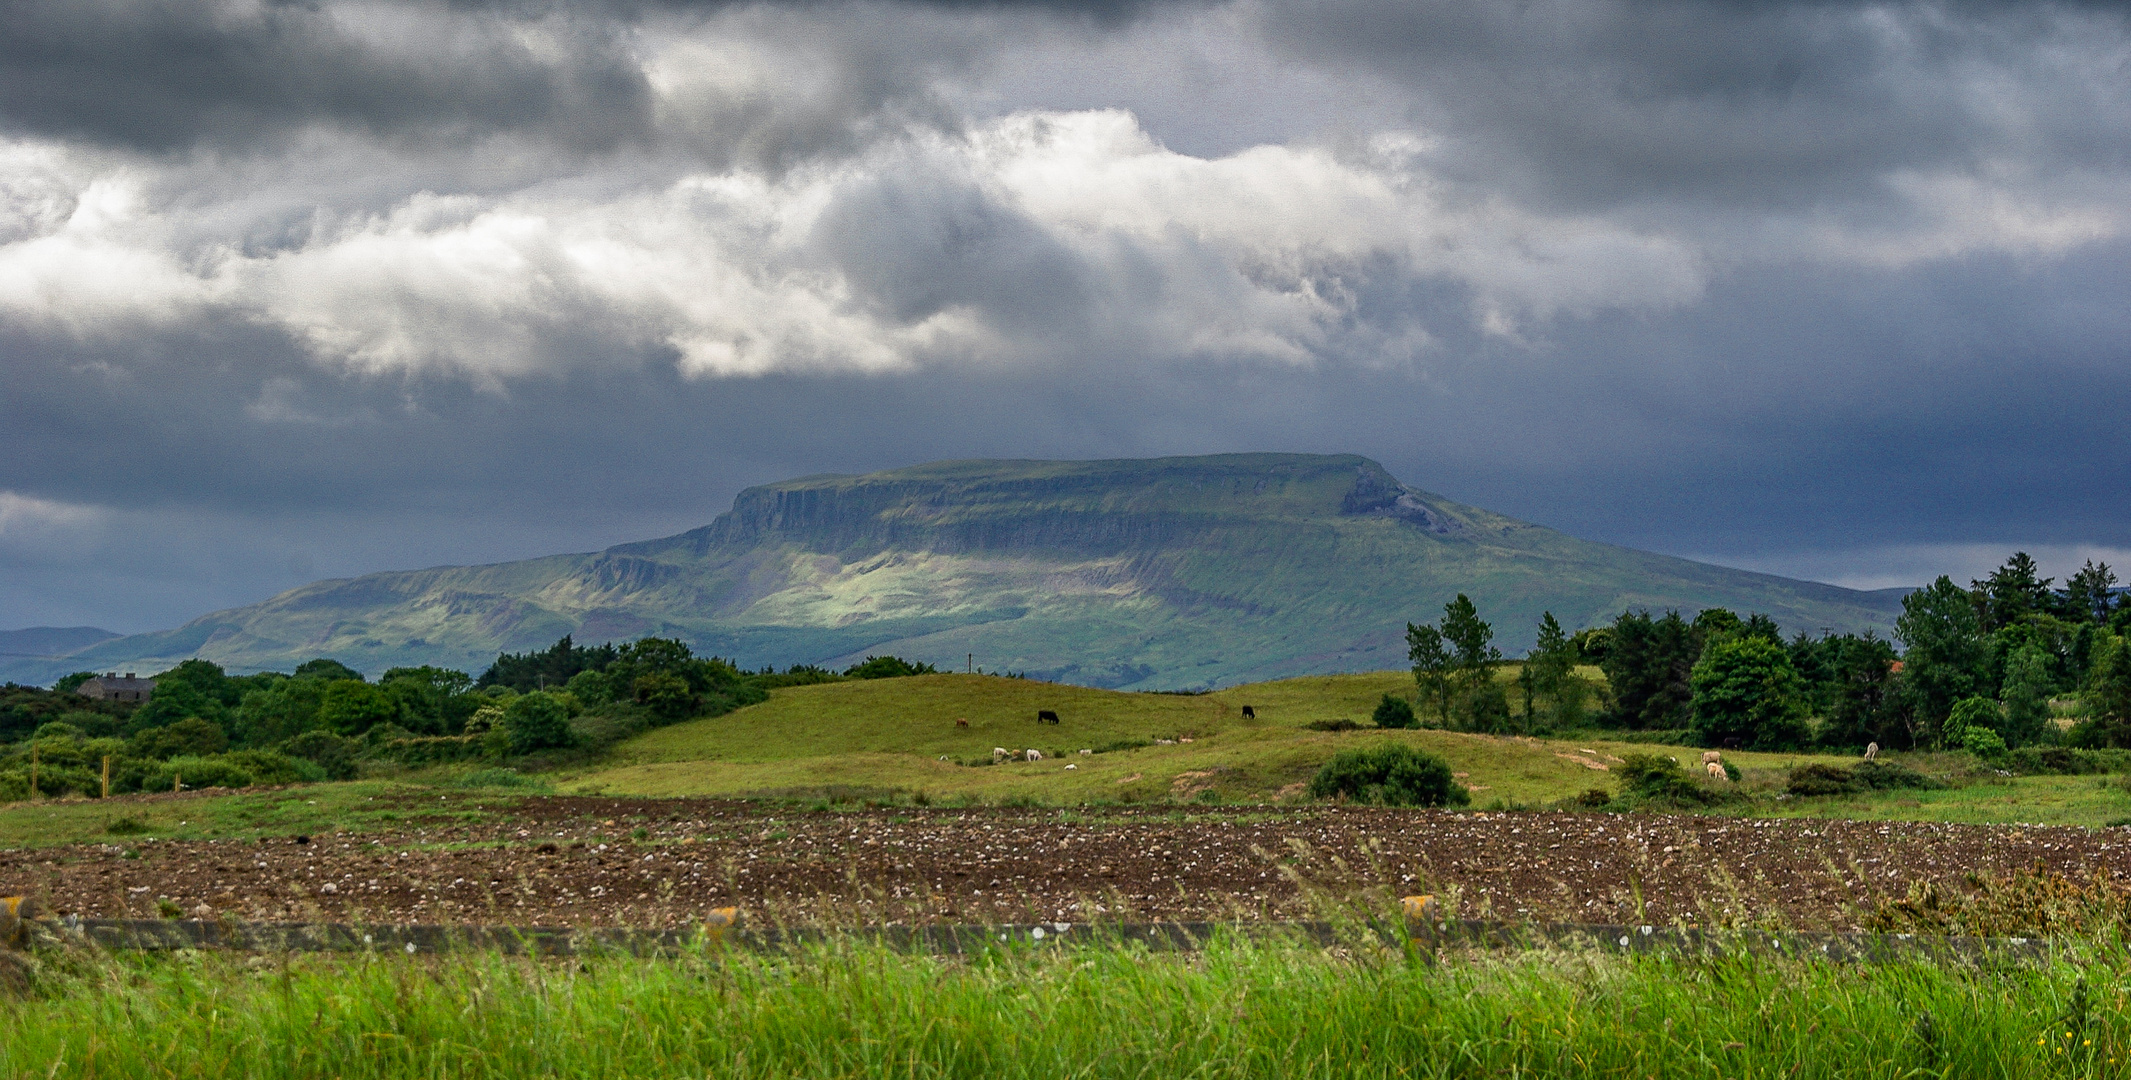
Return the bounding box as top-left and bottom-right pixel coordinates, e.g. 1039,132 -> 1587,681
5,935 -> 2128,1078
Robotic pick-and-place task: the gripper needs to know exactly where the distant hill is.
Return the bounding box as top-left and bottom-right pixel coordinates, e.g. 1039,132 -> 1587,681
0,627 -> 120,667
0,454 -> 1906,689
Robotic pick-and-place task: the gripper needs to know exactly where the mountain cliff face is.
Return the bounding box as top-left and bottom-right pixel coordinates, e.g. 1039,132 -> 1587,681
6,454 -> 1905,689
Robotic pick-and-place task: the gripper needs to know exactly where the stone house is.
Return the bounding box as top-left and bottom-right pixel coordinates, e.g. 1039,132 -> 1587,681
75,673 -> 156,703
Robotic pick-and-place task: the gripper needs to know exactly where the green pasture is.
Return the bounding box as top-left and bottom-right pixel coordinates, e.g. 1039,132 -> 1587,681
7,934 -> 2130,1079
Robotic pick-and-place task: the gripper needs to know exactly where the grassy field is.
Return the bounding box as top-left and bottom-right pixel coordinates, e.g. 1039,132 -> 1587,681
5,935 -> 2127,1079
553,670 -> 2131,825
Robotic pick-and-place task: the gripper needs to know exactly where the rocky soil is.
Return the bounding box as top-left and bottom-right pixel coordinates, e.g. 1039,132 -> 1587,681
6,796 -> 2126,930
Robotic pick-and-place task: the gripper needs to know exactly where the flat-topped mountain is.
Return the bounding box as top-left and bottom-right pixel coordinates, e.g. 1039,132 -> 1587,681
8,455 -> 1904,689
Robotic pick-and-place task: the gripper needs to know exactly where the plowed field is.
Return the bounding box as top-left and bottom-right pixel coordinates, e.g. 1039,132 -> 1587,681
6,795 -> 2126,930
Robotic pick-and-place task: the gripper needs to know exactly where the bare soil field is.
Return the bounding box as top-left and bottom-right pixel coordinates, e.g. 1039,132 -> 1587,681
5,795 -> 2127,931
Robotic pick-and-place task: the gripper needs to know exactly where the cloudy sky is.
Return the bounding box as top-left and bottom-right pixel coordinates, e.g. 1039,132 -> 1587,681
3,0 -> 2129,633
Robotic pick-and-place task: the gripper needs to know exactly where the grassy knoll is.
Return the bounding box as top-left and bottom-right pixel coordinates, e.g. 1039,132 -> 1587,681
6,937 -> 2128,1079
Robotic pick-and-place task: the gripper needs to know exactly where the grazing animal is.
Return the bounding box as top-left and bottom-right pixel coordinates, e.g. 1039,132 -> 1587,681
1241,705 -> 1256,719
992,747 -> 1009,761
1864,742 -> 1880,761
955,718 -> 969,728
1037,709 -> 1060,724
1026,749 -> 1043,761
1701,750 -> 1723,765
1706,761 -> 1728,781
1064,764 -> 1077,770
1721,736 -> 1744,750
1078,748 -> 1092,755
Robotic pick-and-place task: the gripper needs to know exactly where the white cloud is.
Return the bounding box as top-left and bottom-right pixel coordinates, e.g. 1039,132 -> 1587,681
0,491 -> 105,541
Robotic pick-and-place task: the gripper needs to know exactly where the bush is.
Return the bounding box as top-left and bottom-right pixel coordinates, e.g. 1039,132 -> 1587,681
382,733 -> 487,765
1689,635 -> 1810,750
631,673 -> 696,721
1371,695 -> 1417,730
1943,695 -> 2001,748
1308,745 -> 1468,807
1615,753 -> 1726,805
502,692 -> 574,753
128,717 -> 227,760
1460,683 -> 1512,733
1786,763 -> 1857,797
2003,746 -> 2131,775
1787,759 -> 1937,796
281,731 -> 360,780
844,656 -> 939,679
1961,726 -> 2009,759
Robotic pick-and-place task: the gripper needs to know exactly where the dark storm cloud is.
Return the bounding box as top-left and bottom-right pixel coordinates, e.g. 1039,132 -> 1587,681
0,0 -> 659,151
2,0 -> 2129,633
1260,0 -> 2131,211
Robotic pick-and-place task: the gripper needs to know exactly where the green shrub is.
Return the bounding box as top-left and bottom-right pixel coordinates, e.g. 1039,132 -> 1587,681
1371,695 -> 1417,730
1853,760 -> 1936,789
1459,683 -> 1512,733
281,731 -> 360,780
1308,745 -> 1468,808
2004,746 -> 2131,775
1786,763 -> 1856,796
1616,753 -> 1725,805
843,656 -> 939,679
630,673 -> 696,721
127,717 -> 227,760
1961,726 -> 2009,759
503,693 -> 575,753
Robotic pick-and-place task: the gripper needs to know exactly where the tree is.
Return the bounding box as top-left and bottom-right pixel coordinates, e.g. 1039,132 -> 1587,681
317,680 -> 399,737
1689,635 -> 1810,750
1816,633 -> 1900,751
1440,594 -> 1502,693
52,672 -> 96,695
2071,634 -> 2131,748
1896,576 -> 1991,741
1524,612 -> 1584,725
1999,643 -> 2056,747
1601,611 -> 1699,729
2065,560 -> 2120,625
1970,553 -> 2053,632
632,672 -> 697,720
1943,696 -> 2002,749
294,658 -> 365,683
844,656 -> 939,679
1407,622 -> 1454,725
1371,694 -> 1418,730
502,692 -> 574,753
477,635 -> 620,692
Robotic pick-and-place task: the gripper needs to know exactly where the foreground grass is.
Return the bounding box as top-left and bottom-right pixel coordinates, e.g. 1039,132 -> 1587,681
6,937 -> 2128,1078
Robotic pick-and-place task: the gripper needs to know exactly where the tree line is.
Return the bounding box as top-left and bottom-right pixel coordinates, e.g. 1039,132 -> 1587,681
1396,554 -> 2130,753
0,636 -> 940,802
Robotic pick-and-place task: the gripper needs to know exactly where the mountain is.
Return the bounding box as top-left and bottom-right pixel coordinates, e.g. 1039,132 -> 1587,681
0,627 -> 121,667
1,454 -> 1907,689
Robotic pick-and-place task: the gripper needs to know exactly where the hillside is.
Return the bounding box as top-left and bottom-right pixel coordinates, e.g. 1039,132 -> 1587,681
4,454 -> 1906,689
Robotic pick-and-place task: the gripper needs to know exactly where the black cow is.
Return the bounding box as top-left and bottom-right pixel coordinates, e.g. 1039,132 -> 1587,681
1037,709 -> 1060,724
1240,705 -> 1256,719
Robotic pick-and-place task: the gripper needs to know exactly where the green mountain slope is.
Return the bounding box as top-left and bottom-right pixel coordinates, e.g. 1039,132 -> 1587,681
8,454 -> 1906,689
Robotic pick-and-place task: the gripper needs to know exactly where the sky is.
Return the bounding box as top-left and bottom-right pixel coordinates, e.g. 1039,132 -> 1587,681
3,0 -> 2129,634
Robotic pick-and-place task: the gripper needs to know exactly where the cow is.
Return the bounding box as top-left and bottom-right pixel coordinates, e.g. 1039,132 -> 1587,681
1701,750 -> 1723,765
955,718 -> 969,728
1026,749 -> 1043,761
1037,710 -> 1060,724
1864,742 -> 1880,761
1721,736 -> 1744,750
1706,761 -> 1728,781
1241,705 -> 1256,719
